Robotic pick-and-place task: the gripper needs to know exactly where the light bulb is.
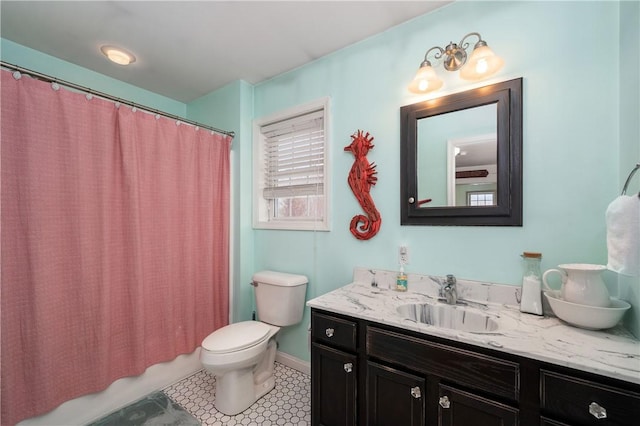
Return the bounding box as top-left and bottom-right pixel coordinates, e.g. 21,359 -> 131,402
106,50 -> 130,65
100,45 -> 136,66
408,62 -> 443,94
460,44 -> 503,81
475,58 -> 488,74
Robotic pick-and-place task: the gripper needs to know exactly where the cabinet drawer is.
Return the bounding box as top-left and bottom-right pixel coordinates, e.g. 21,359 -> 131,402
312,311 -> 358,351
541,369 -> 640,425
367,326 -> 519,401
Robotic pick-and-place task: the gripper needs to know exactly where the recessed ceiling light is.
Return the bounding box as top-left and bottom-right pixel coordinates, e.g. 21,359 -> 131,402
100,45 -> 136,66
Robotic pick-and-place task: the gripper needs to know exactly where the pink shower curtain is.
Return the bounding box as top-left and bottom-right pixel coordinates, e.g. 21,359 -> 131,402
1,70 -> 231,425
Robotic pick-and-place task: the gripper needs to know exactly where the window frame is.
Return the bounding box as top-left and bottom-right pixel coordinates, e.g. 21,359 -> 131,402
252,97 -> 331,231
467,190 -> 497,206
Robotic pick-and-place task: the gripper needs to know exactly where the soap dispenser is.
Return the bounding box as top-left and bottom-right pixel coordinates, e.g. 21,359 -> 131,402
396,265 -> 408,292
520,252 -> 543,315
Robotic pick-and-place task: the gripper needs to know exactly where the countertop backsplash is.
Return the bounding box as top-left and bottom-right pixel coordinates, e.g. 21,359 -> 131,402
358,267 -> 525,310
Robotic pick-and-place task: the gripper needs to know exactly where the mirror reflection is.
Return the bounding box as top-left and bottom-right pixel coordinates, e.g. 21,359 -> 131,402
417,104 -> 497,207
400,77 -> 522,226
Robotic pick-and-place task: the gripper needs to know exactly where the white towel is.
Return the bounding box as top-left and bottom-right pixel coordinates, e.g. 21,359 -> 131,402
606,195 -> 640,276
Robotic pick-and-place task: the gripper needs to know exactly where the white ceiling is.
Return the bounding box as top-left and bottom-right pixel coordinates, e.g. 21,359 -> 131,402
1,1 -> 451,103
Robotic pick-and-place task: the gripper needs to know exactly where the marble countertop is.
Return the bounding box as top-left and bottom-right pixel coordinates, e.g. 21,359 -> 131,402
307,269 -> 640,385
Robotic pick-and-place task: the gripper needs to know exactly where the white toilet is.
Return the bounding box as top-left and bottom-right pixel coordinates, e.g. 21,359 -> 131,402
199,270 -> 308,415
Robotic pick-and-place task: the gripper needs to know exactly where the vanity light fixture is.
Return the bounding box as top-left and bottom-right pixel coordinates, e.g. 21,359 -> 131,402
408,32 -> 504,94
100,45 -> 136,66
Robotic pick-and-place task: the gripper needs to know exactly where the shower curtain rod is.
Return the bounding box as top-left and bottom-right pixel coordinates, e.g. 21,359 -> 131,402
1,61 -> 235,138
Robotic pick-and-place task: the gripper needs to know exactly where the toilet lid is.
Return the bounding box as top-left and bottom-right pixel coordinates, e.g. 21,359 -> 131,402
202,321 -> 272,354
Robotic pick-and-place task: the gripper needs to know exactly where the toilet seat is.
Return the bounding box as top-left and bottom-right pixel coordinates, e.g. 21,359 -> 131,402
202,321 -> 272,354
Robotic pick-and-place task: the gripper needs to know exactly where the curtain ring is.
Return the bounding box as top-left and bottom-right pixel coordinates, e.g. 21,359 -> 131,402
51,82 -> 60,91
12,71 -> 21,80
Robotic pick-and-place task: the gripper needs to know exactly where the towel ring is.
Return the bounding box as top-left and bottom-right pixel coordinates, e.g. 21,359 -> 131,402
621,163 -> 640,196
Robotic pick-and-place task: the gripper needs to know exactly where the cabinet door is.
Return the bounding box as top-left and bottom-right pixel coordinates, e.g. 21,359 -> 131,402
367,362 -> 425,426
438,383 -> 518,426
311,343 -> 357,426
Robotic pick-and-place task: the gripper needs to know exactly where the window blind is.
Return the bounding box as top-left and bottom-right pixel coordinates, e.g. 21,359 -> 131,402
262,109 -> 324,199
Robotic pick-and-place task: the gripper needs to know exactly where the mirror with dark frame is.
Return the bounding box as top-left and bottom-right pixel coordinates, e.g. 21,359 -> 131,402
400,78 -> 522,226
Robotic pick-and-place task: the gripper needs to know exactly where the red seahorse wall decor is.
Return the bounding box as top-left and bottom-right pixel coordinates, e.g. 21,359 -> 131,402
344,130 -> 381,240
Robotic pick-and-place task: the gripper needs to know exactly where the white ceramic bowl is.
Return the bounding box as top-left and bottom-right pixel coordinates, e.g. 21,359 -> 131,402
544,291 -> 631,330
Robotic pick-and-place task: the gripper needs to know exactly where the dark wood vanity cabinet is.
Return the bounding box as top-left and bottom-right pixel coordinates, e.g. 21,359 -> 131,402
311,312 -> 359,426
311,308 -> 639,426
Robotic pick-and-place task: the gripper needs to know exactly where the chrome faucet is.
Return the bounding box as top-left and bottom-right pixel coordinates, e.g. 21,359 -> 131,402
441,274 -> 458,305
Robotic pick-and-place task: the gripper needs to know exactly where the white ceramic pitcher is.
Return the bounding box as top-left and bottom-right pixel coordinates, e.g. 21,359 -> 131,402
542,264 -> 610,307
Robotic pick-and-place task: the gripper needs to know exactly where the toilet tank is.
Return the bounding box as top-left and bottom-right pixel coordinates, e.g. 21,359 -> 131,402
252,270 -> 308,326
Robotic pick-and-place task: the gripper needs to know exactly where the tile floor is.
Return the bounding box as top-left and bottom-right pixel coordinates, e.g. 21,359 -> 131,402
163,363 -> 311,426
90,362 -> 311,426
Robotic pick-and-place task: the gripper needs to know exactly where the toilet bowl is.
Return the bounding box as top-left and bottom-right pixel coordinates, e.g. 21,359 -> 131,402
200,321 -> 280,415
199,270 -> 308,415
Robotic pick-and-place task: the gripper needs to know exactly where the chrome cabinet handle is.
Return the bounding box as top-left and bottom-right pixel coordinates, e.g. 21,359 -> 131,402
343,363 -> 353,373
589,402 -> 607,419
411,387 -> 421,399
408,197 -> 415,204
439,396 -> 451,409
325,328 -> 334,338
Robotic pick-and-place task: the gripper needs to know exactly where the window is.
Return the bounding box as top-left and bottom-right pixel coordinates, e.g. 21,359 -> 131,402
467,191 -> 496,206
253,98 -> 330,230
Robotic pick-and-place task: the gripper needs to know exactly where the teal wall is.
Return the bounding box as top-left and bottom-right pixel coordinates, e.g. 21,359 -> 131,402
617,0 -> 640,338
3,1 -> 638,361
620,0 -> 640,185
250,0 -> 635,360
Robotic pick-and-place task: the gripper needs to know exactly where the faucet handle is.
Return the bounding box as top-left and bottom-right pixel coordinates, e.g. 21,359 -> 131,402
444,275 -> 458,305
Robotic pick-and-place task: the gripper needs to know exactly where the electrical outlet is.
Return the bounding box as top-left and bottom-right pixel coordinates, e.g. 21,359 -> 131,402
399,245 -> 409,265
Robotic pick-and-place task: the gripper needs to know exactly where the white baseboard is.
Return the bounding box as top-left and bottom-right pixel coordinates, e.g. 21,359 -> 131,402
275,351 -> 310,376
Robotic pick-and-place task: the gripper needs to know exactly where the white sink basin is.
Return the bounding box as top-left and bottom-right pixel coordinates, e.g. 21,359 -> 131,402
396,302 -> 500,333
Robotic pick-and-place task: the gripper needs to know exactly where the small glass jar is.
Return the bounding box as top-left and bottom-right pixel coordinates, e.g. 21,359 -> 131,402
520,252 -> 543,315
522,252 -> 542,279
